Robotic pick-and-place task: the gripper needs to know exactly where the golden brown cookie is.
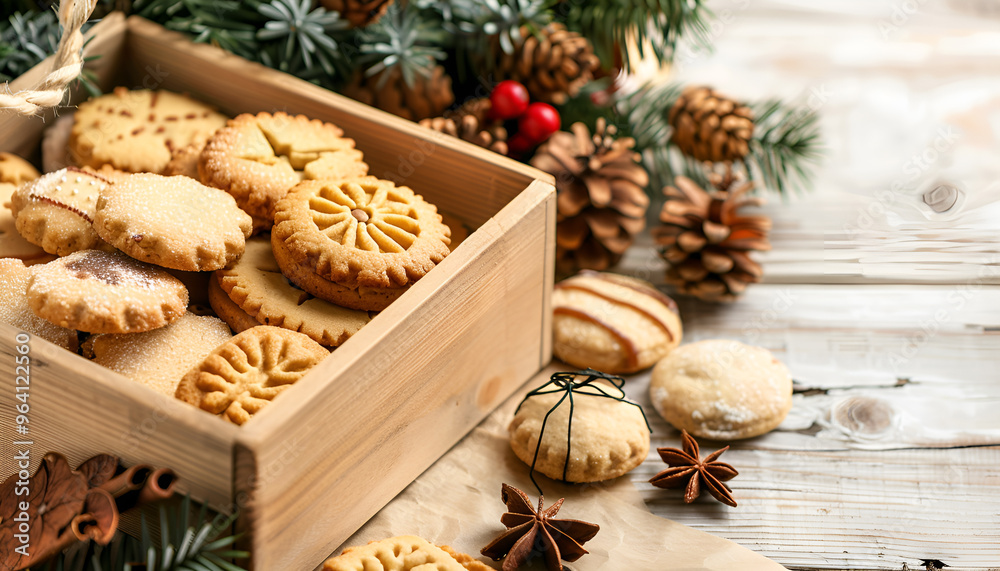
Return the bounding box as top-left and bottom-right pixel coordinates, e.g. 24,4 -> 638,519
0,259 -> 78,351
1,179 -> 51,265
272,177 -> 451,289
162,137 -> 208,180
94,173 -> 252,271
11,168 -> 113,256
89,312 -> 232,397
208,272 -> 259,334
271,231 -> 408,311
217,236 -> 372,346
509,374 -> 650,483
0,152 -> 40,186
199,112 -> 368,229
552,271 -> 682,374
27,250 -> 189,334
649,340 -> 793,440
323,536 -> 489,571
174,325 -> 329,425
70,88 -> 228,173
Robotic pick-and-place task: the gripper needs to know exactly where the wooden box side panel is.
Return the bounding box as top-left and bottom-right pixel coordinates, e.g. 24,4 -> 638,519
120,17 -> 550,230
0,14 -> 128,158
0,325 -> 238,506
234,181 -> 555,569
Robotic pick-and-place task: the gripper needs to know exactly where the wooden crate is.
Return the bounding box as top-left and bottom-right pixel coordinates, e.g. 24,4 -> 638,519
0,14 -> 555,569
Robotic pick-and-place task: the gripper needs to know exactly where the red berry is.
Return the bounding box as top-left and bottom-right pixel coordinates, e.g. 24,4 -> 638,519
518,103 -> 561,143
490,81 -> 530,120
507,132 -> 535,157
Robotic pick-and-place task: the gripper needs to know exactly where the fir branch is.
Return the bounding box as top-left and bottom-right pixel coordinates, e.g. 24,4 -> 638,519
35,496 -> 248,571
0,10 -> 61,83
744,99 -> 821,195
356,2 -> 448,88
256,0 -> 349,77
618,82 -> 821,195
132,0 -> 264,60
558,0 -> 712,70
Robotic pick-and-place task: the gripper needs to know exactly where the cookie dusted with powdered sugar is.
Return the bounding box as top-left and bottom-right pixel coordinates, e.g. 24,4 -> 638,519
0,259 -> 78,350
27,250 -> 188,334
649,339 -> 793,440
10,168 -> 113,256
94,173 -> 252,271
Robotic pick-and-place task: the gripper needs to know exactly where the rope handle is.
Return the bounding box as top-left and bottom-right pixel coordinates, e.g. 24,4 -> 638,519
0,0 -> 98,116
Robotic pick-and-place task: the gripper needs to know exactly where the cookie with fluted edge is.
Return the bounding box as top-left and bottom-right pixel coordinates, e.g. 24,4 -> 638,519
11,168 -> 113,256
27,250 -> 188,333
217,236 -> 372,346
323,536 -> 494,571
509,377 -> 650,483
70,88 -> 228,173
553,271 -> 682,374
1,175 -> 51,265
272,177 -> 451,289
0,152 -> 40,186
0,259 -> 78,351
199,112 -> 368,230
208,273 -> 259,334
94,173 -> 252,271
650,339 -> 793,440
174,325 -> 328,425
271,232 -> 408,311
89,312 -> 232,397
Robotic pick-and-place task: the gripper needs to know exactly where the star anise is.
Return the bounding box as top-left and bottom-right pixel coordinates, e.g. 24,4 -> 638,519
481,483 -> 599,571
649,430 -> 740,507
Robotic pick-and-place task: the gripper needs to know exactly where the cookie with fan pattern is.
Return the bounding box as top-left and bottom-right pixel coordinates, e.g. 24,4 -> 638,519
175,325 -> 329,425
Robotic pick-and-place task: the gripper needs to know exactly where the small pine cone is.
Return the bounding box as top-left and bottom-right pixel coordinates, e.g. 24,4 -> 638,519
532,119 -> 650,272
319,0 -> 394,27
495,23 -> 601,105
654,175 -> 771,302
343,65 -> 454,121
419,101 -> 509,155
669,86 -> 754,163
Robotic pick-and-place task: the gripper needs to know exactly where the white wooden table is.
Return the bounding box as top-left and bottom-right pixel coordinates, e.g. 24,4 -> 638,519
620,2 -> 1000,568
359,2 -> 1000,569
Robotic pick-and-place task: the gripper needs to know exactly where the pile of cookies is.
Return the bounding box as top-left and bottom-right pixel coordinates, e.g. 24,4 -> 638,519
0,87 -> 456,424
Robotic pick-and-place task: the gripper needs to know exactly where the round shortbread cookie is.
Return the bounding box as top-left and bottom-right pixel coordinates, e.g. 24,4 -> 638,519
323,536 -> 492,571
94,173 -> 252,271
27,250 -> 189,334
175,325 -> 329,425
208,272 -> 259,334
42,113 -> 76,173
199,112 -> 368,230
272,177 -> 451,288
2,178 -> 51,265
217,236 -> 372,346
271,232 -> 407,311
553,271 -> 682,374
11,168 -> 113,256
509,378 -> 650,483
70,88 -> 228,173
0,259 -> 78,351
89,312 -> 233,397
649,339 -> 793,440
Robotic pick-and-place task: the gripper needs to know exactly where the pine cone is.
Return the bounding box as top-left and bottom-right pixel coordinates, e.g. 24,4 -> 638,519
418,98 -> 508,154
319,0 -> 394,27
669,86 -> 754,163
495,23 -> 601,105
654,174 -> 771,302
532,118 -> 650,272
342,65 -> 454,121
